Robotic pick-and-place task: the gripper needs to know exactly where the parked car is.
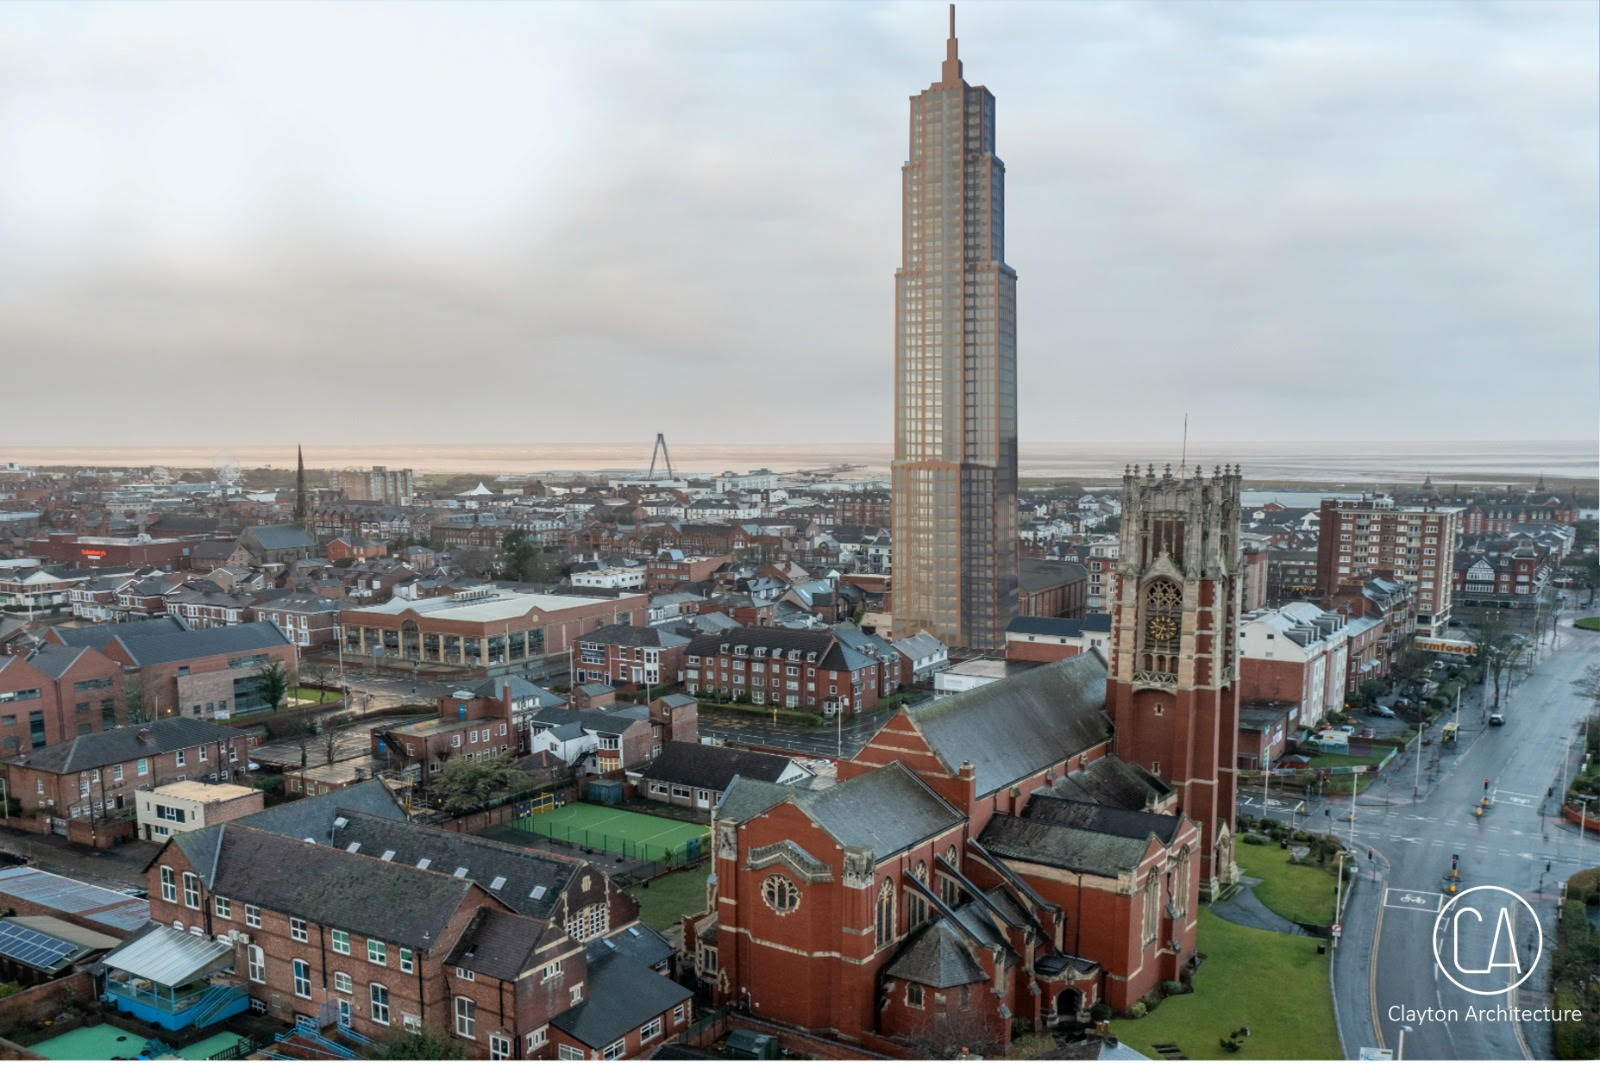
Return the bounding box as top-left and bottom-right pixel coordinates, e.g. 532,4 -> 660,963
1488,712 -> 1505,726
1374,705 -> 1397,718
1359,726 -> 1377,739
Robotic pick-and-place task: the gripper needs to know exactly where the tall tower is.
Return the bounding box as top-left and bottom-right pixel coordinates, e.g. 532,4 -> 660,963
1106,464 -> 1243,893
891,4 -> 1018,651
294,445 -> 309,531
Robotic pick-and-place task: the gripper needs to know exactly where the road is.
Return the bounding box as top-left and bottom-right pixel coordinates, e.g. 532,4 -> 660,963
1298,621 -> 1599,1060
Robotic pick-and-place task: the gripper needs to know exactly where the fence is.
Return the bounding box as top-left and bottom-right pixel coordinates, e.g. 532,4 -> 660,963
510,814 -> 710,867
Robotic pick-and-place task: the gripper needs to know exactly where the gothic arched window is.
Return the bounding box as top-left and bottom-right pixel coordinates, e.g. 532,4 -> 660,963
876,878 -> 896,948
761,874 -> 800,916
907,863 -> 929,928
941,846 -> 960,904
1142,580 -> 1182,675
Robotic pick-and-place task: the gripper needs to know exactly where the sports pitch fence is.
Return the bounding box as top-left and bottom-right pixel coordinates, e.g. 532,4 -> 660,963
510,800 -> 710,866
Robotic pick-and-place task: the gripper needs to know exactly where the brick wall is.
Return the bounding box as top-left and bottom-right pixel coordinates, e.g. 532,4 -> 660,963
0,972 -> 94,1035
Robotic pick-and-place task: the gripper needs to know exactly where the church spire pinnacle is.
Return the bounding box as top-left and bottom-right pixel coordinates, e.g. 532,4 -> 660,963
940,3 -> 963,86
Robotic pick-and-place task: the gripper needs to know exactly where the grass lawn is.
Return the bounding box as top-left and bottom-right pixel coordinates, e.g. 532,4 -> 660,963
1306,753 -> 1375,769
288,686 -> 337,703
1576,617 -> 1600,632
1110,909 -> 1339,1060
628,866 -> 711,932
512,802 -> 710,864
1234,841 -> 1337,927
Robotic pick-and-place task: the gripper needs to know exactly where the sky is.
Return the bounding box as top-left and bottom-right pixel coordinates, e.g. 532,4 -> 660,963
1,0 -> 1595,448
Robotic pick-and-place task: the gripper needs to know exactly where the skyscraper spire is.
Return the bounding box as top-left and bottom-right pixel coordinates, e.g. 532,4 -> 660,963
294,445 -> 309,530
941,3 -> 962,85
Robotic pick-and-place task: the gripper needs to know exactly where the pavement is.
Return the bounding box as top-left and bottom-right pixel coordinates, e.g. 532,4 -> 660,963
1211,877 -> 1310,938
1239,620 -> 1600,1061
0,824 -> 159,894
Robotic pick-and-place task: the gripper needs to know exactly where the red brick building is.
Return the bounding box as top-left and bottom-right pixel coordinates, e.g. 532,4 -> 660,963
0,643 -> 125,756
645,553 -> 730,593
682,626 -> 888,717
3,717 -> 251,826
1104,466 -> 1242,891
686,654 -> 1200,1054
1016,558 -> 1088,619
1004,614 -> 1111,664
144,808 -> 693,1059
25,533 -> 207,570
47,618 -> 297,721
1316,497 -> 1461,636
327,536 -> 389,562
572,625 -> 691,692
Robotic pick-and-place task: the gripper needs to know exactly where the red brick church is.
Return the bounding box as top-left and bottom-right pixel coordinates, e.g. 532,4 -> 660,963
682,466 -> 1243,1054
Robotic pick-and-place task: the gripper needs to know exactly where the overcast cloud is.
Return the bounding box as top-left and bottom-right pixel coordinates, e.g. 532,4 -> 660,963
1,0 -> 1594,447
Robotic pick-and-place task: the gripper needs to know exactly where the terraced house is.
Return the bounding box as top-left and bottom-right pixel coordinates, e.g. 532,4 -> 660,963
0,643 -> 124,755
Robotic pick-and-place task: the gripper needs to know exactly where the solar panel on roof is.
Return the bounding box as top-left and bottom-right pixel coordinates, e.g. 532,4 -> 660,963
0,921 -> 81,972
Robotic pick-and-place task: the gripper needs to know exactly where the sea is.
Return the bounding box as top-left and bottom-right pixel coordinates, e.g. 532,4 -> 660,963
2,440 -> 1594,487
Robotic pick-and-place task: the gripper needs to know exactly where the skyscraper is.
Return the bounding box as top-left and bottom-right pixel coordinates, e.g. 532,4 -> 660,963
891,5 -> 1018,651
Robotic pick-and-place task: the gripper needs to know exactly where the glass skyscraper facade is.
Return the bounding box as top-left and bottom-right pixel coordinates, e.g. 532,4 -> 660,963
891,7 -> 1018,651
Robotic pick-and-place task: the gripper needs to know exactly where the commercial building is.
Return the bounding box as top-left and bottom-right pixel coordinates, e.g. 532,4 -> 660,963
340,587 -> 648,675
1315,496 -> 1460,635
890,8 -> 1018,652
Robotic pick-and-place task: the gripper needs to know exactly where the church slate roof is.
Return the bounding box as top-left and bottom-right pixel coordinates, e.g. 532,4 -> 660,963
978,814 -> 1156,878
1041,757 -> 1173,811
883,920 -> 990,988
716,762 -> 962,860
903,653 -> 1111,796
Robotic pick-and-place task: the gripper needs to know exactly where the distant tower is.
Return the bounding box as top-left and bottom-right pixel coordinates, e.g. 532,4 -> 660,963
648,434 -> 674,480
891,3 -> 1018,651
1106,464 -> 1244,894
294,445 -> 309,530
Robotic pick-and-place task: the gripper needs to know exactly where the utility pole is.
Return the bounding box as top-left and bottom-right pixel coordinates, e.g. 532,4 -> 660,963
1348,768 -> 1360,850
1414,723 -> 1422,799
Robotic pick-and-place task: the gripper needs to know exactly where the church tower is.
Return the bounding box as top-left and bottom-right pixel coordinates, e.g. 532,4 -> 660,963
1106,463 -> 1243,893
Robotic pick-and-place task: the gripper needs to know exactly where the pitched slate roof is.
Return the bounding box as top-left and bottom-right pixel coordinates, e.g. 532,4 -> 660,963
243,524 -> 316,551
683,626 -> 834,659
550,941 -> 692,1050
580,624 -> 690,649
883,919 -> 990,988
48,616 -> 185,652
978,814 -> 1157,877
177,824 -> 478,949
445,908 -> 547,980
902,653 -> 1112,796
1017,557 -> 1089,592
331,811 -> 577,920
232,779 -> 405,842
638,742 -> 796,793
112,620 -> 291,665
18,644 -> 91,680
1042,757 -> 1173,811
1020,795 -> 1182,845
472,676 -> 563,706
8,718 -> 244,775
716,762 -> 962,859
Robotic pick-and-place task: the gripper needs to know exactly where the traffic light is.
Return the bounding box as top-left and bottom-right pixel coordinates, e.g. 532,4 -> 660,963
1484,778 -> 1490,791
1367,848 -> 1373,861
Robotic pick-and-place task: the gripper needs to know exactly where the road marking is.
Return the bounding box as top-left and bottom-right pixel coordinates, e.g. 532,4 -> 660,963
1384,888 -> 1443,913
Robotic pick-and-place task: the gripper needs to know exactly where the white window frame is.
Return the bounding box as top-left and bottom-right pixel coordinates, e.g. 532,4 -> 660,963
367,939 -> 386,965
370,983 -> 390,1026
293,958 -> 312,1000
334,971 -> 353,994
160,866 -> 177,903
290,916 -> 308,943
182,872 -> 200,910
245,904 -> 261,928
247,944 -> 265,983
455,996 -> 477,1039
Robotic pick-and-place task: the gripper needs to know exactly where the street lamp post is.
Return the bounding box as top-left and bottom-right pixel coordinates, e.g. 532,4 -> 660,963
1397,1024 -> 1414,1061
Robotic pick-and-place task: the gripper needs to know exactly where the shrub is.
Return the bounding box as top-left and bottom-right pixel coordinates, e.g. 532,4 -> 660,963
1129,1002 -> 1147,1019
1241,832 -> 1271,846
1161,980 -> 1183,996
1090,1002 -> 1113,1023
